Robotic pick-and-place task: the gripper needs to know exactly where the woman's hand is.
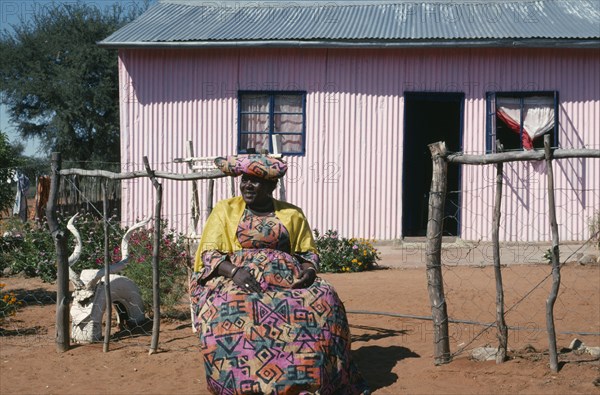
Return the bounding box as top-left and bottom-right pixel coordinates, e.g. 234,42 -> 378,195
231,267 -> 262,293
291,264 -> 317,289
217,260 -> 262,293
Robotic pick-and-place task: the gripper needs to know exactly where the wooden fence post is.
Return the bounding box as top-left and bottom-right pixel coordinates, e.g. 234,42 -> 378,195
102,180 -> 112,352
144,156 -> 162,354
544,134 -> 561,372
207,179 -> 215,215
492,141 -> 508,363
426,141 -> 451,365
47,152 -> 70,352
187,141 -> 201,234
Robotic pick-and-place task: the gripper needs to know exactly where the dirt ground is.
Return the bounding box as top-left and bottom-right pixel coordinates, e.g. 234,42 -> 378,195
1,243 -> 599,395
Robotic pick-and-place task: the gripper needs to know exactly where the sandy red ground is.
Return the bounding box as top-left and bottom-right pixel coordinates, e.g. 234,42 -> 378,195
1,247 -> 599,394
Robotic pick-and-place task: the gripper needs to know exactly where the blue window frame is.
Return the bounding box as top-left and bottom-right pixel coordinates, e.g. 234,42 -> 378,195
486,91 -> 559,153
238,91 -> 307,156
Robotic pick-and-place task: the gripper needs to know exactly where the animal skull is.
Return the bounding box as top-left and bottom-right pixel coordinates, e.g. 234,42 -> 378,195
67,215 -> 151,343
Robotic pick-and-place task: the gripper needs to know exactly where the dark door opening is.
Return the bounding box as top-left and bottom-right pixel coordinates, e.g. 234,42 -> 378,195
402,92 -> 463,237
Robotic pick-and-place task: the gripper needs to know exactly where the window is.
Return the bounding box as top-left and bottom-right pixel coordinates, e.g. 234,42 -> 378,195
238,91 -> 306,156
486,92 -> 559,152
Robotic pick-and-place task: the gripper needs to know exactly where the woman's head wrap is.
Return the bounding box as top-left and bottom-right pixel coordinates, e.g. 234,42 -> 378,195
214,155 -> 287,180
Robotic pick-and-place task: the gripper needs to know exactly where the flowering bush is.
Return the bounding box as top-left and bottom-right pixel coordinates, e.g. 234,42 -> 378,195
1,215 -> 190,315
122,223 -> 190,316
0,213 -> 123,283
67,212 -> 124,274
314,229 -> 380,273
1,218 -> 57,283
71,216 -> 190,315
0,283 -> 20,323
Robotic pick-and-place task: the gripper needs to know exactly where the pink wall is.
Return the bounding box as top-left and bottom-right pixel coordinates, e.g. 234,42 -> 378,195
118,47 -> 599,242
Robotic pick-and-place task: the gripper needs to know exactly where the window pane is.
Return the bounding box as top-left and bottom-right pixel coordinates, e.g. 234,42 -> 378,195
495,121 -> 521,150
523,96 -> 554,107
274,114 -> 302,133
496,97 -> 520,107
240,133 -> 269,153
495,94 -> 555,150
532,133 -> 555,149
523,96 -> 555,141
238,92 -> 305,156
274,95 -> 302,113
279,133 -> 303,153
241,94 -> 270,113
241,114 -> 269,132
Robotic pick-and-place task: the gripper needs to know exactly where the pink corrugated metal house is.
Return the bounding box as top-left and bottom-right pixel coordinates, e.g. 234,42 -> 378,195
100,0 -> 600,242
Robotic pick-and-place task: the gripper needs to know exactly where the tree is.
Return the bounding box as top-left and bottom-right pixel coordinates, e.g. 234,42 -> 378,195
0,2 -> 148,169
0,131 -> 21,214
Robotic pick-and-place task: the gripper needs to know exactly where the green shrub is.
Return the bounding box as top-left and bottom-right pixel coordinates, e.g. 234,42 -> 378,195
122,223 -> 190,316
1,218 -> 57,282
0,213 -> 124,283
1,215 -> 190,315
67,212 -> 124,273
314,229 -> 380,273
543,248 -> 553,264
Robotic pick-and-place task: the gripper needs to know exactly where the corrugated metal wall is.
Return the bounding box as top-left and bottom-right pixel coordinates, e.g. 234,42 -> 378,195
118,47 -> 599,242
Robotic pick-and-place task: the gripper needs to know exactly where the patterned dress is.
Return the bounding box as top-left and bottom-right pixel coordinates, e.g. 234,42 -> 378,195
191,209 -> 369,395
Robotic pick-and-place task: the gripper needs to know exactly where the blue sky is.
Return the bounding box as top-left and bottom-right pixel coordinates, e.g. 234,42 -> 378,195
0,0 -> 155,157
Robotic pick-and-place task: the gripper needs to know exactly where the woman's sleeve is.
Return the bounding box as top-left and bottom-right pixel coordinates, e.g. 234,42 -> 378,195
295,251 -> 321,271
197,250 -> 228,283
194,200 -> 231,271
291,208 -> 320,270
288,207 -> 318,255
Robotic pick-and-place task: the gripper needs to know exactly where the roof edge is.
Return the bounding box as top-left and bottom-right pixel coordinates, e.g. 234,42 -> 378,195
98,39 -> 600,49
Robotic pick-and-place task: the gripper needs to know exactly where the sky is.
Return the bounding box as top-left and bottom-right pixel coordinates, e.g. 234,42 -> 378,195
0,0 -> 156,157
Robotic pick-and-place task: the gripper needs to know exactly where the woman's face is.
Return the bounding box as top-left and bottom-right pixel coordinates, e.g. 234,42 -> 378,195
240,174 -> 276,209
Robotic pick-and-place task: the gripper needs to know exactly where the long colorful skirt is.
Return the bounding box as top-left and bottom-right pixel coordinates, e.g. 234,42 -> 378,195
190,248 -> 369,395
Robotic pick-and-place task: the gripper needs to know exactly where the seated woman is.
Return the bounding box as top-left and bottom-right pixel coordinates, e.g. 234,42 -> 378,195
191,155 -> 369,395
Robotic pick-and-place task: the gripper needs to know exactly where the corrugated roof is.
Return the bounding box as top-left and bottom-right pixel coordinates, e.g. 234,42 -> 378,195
100,0 -> 600,48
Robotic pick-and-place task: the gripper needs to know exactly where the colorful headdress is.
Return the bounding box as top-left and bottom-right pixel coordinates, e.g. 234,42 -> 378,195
214,155 -> 287,180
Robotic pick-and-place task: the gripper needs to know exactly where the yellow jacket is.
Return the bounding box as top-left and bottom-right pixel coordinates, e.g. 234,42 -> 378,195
194,196 -> 317,271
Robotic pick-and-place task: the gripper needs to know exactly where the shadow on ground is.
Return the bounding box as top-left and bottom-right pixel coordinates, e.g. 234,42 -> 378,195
350,324 -> 419,391
350,323 -> 408,342
0,325 -> 47,337
12,288 -> 56,306
352,344 -> 420,391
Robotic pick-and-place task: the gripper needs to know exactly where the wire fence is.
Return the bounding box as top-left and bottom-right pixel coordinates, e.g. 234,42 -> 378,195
1,151 -> 599,367
440,239 -> 600,357
2,240 -> 598,355
422,141 -> 600,368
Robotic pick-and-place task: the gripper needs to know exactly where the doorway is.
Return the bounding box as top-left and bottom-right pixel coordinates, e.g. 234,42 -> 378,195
402,92 -> 463,237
